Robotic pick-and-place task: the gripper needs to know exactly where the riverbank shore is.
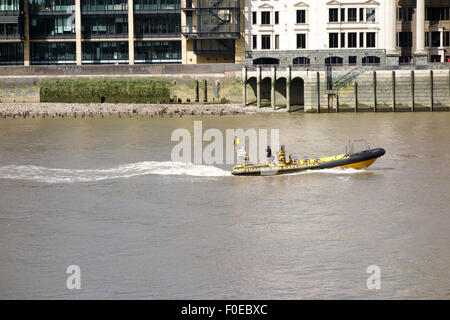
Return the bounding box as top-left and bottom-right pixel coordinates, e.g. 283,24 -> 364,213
0,103 -> 286,118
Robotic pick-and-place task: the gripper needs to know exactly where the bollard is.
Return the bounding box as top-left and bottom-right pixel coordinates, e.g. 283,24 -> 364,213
411,70 -> 415,112
316,72 -> 320,113
195,80 -> 199,102
392,71 -> 396,112
373,71 -> 377,112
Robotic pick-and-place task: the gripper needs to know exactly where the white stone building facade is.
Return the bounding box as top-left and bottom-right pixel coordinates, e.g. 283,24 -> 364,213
244,0 -> 450,65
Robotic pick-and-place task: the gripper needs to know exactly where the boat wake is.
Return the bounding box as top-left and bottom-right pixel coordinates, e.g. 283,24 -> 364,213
0,161 -> 231,184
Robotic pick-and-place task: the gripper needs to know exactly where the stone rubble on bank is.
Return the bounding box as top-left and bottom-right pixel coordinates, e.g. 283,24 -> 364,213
0,103 -> 286,118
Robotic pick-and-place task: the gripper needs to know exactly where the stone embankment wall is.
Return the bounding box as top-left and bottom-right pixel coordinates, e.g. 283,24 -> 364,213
0,65 -> 448,112
336,69 -> 450,112
0,76 -> 244,105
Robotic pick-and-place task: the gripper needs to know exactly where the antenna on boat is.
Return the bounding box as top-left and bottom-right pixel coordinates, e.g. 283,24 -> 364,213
234,137 -> 247,164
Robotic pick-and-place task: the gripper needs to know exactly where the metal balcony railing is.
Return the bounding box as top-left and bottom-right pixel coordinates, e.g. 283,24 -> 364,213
181,0 -> 239,9
181,25 -> 197,34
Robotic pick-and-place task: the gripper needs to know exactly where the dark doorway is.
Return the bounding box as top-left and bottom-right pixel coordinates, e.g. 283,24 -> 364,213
290,77 -> 304,106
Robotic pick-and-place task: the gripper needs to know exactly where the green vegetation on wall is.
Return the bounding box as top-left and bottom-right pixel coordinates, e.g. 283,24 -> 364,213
40,78 -> 172,103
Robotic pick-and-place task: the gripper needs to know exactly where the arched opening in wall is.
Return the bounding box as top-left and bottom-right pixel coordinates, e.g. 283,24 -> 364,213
253,57 -> 280,65
275,77 -> 287,108
261,77 -> 272,107
325,56 -> 343,66
362,56 -> 380,65
293,57 -> 310,66
290,77 -> 304,107
246,76 -> 257,106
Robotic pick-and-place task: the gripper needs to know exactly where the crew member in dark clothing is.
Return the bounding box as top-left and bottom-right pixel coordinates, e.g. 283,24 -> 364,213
266,145 -> 272,163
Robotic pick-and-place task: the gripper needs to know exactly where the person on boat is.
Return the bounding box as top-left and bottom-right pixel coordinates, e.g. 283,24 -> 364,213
266,145 -> 273,163
278,145 -> 286,164
244,153 -> 249,164
288,154 -> 294,164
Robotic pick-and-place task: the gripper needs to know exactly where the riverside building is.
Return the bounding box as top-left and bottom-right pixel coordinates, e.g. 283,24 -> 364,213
0,0 -> 448,65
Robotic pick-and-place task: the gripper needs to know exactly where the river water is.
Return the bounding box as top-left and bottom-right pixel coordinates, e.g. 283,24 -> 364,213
0,112 -> 449,299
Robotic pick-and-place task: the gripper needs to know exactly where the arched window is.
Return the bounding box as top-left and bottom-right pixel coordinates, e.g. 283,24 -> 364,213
293,57 -> 310,66
253,57 -> 280,65
325,56 -> 343,66
362,56 -> 380,65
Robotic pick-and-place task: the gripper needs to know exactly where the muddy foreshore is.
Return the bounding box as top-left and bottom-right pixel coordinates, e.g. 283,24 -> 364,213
0,103 -> 286,118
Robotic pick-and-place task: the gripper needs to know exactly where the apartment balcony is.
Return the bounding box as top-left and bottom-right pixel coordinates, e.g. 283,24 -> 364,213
0,2 -> 23,40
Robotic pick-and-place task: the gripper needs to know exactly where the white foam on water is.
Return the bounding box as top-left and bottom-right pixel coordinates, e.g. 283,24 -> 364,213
287,167 -> 367,176
0,161 -> 231,184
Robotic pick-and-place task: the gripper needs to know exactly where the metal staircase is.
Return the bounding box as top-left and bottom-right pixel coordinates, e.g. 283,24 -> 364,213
332,65 -> 368,92
208,0 -> 232,33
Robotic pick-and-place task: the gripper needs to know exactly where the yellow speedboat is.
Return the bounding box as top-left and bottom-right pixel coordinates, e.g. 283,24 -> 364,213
232,140 -> 385,176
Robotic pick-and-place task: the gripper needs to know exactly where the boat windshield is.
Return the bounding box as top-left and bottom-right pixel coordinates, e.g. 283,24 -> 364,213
345,139 -> 370,154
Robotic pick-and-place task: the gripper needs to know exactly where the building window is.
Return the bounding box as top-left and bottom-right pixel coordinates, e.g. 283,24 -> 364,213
348,32 -> 357,48
397,7 -> 413,21
341,8 -> 345,22
261,11 -> 270,25
134,13 -> 180,37
0,0 -> 20,11
275,11 -> 279,24
444,32 -> 450,46
261,35 -> 271,49
329,8 -> 338,22
366,32 -> 376,47
275,35 -> 279,49
359,32 -> 364,47
362,56 -> 380,65
293,57 -> 310,66
425,32 -> 429,46
194,39 -> 235,54
82,41 -> 129,63
0,42 -> 24,65
135,41 -> 181,64
426,7 -> 450,21
431,31 -> 441,47
0,23 -> 20,39
325,56 -> 343,66
359,8 -> 364,22
31,42 -> 76,65
30,15 -> 76,39
82,16 -> 128,38
296,10 -> 306,24
329,33 -> 338,48
348,8 -> 357,22
397,32 -> 412,47
252,35 -> 257,49
349,56 -> 357,65
297,34 -> 306,49
252,11 -> 257,25
366,8 -> 376,22
81,0 -> 127,11
340,33 -> 345,48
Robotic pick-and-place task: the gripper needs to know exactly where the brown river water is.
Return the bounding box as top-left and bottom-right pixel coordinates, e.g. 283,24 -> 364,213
0,112 -> 449,299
